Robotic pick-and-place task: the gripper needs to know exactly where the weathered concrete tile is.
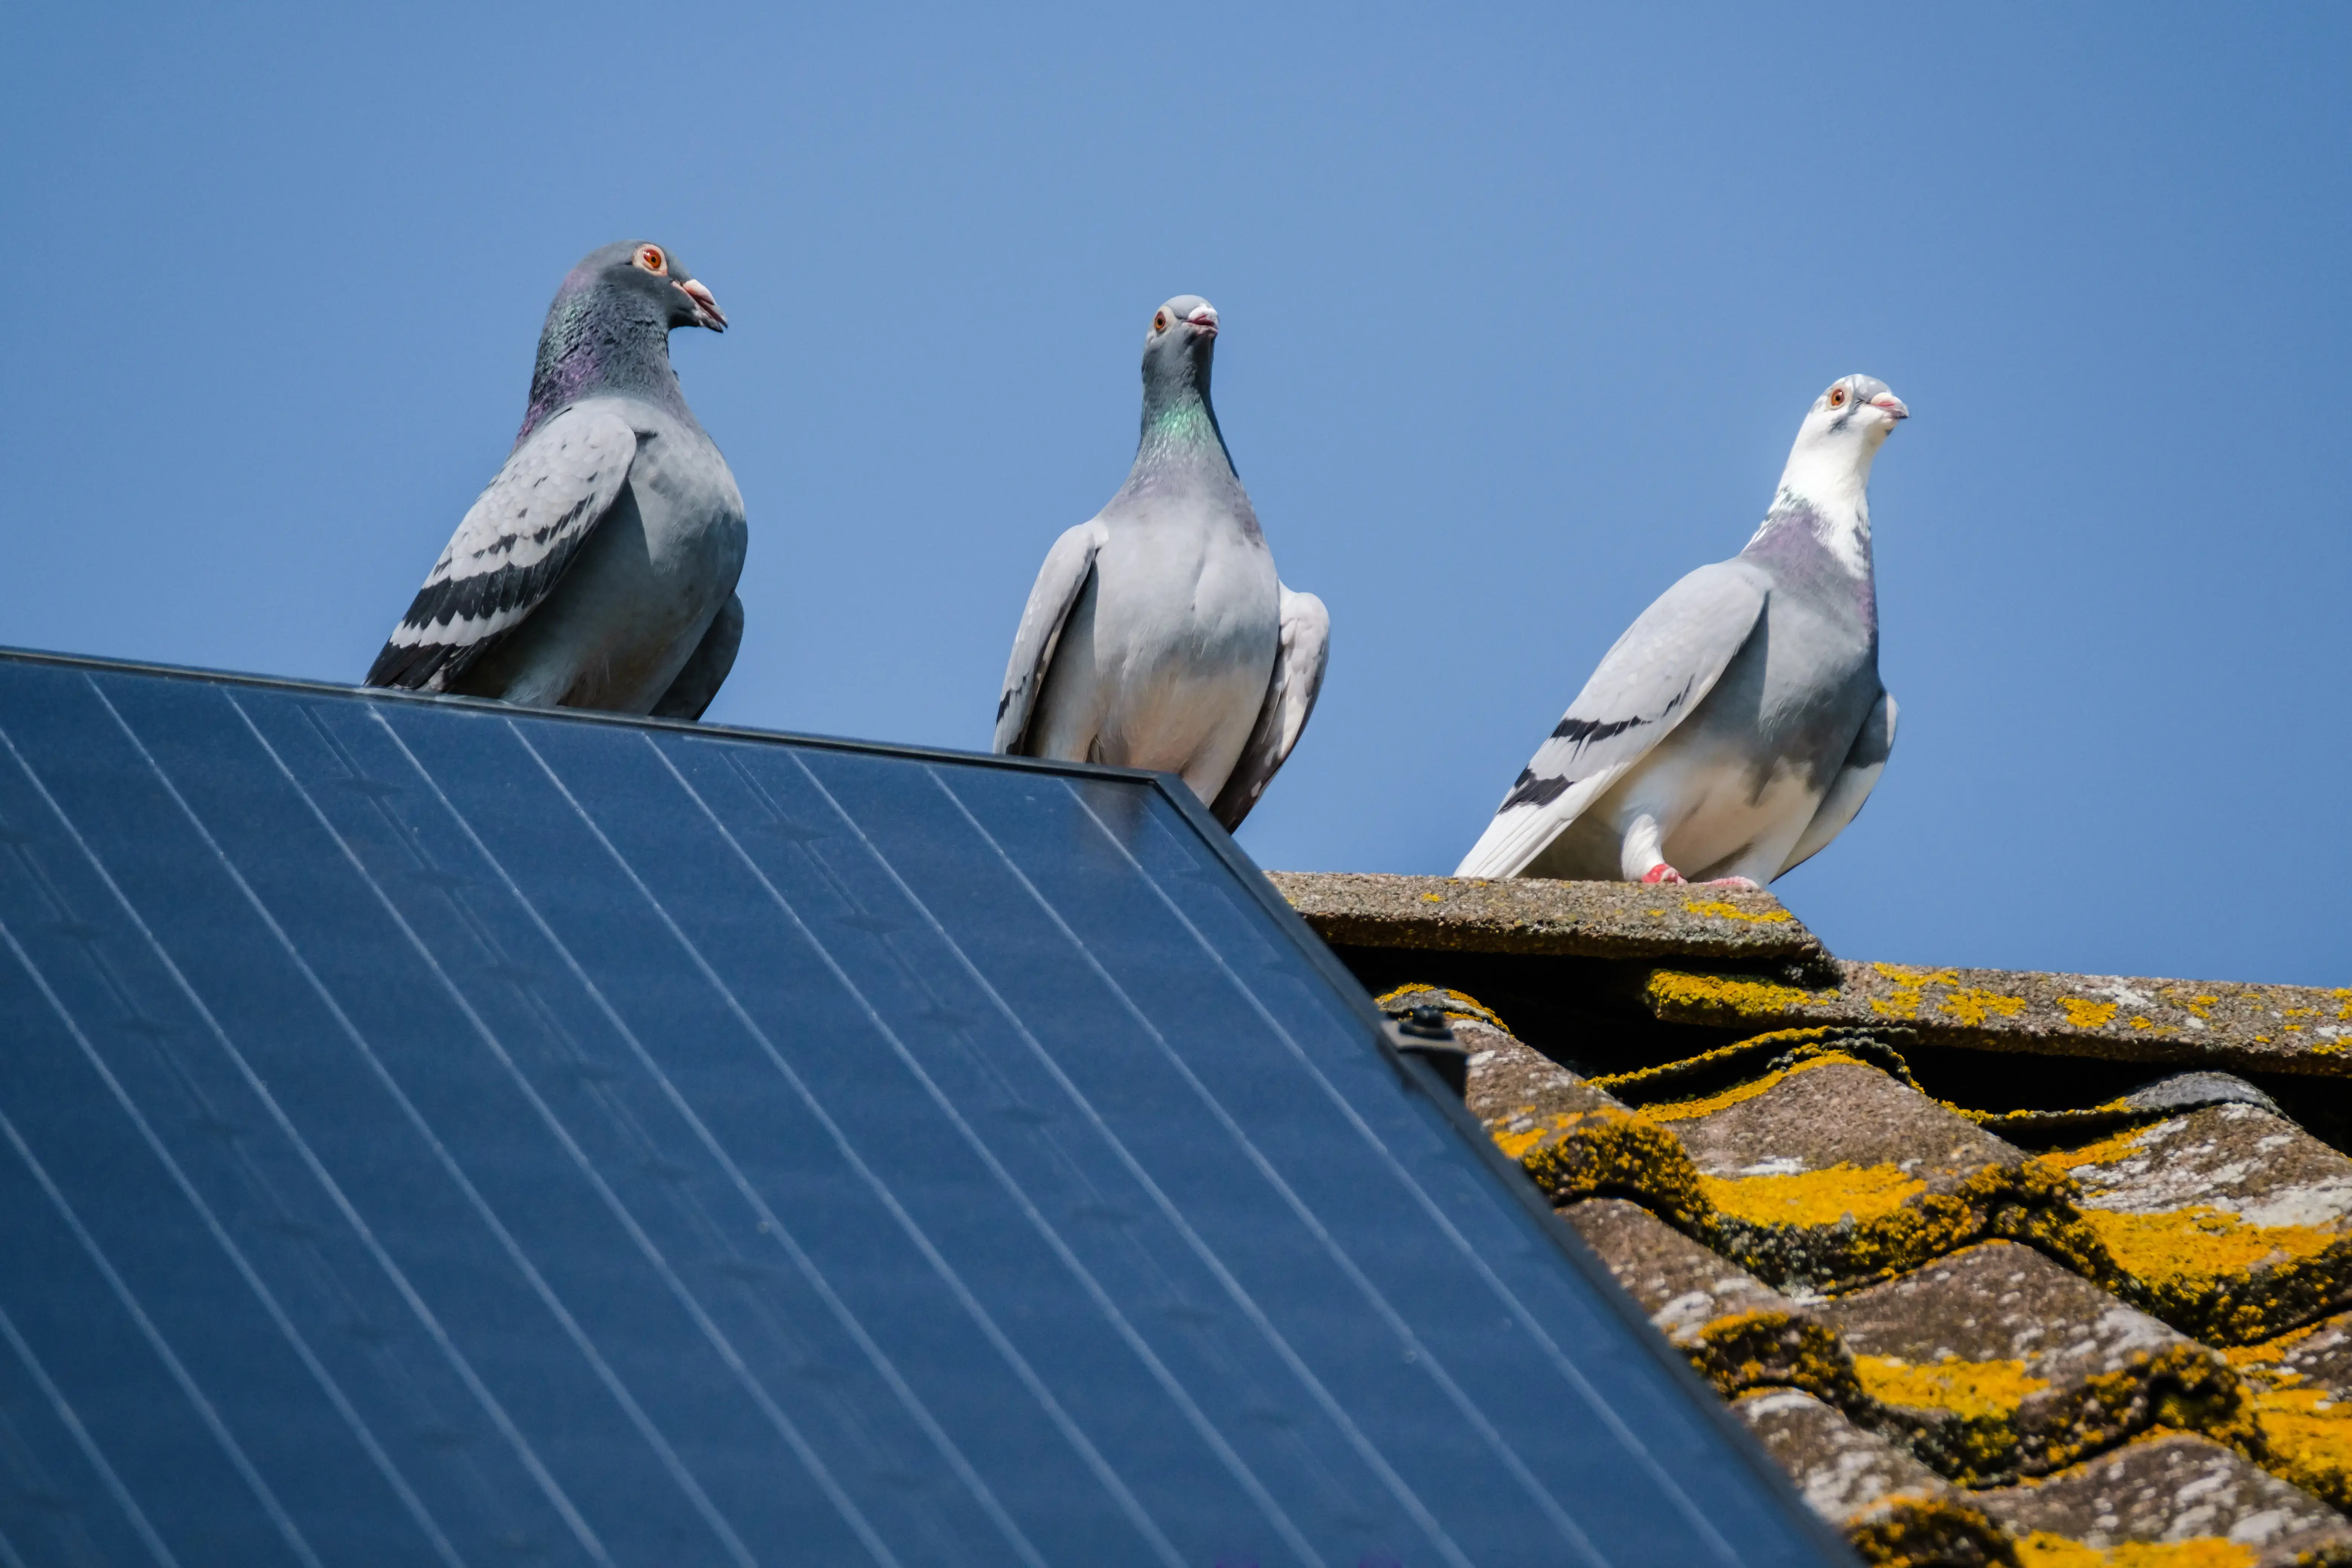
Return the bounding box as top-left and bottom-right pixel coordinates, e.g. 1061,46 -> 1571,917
1828,1242 -> 2250,1486
1729,1388 -> 2017,1567
1974,1432 -> 2352,1567
1562,1198 -> 1862,1406
2038,1103 -> 2352,1344
1651,1053 -> 2110,1293
1642,962 -> 2352,1081
1268,870 -> 1827,963
2228,1310 -> 2352,1511
1461,1016 -> 1710,1231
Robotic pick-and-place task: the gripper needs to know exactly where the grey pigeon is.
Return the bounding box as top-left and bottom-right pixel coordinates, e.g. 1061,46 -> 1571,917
1456,375 -> 1908,884
365,240 -> 746,718
994,296 -> 1328,830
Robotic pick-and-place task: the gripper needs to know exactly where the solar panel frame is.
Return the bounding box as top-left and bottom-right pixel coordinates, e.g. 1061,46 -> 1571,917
0,646 -> 1855,1568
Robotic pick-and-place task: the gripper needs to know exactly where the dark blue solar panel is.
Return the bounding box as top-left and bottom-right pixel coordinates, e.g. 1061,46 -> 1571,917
0,650 -> 1848,1568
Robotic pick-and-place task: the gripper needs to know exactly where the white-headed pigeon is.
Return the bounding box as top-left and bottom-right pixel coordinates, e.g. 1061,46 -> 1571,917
994,296 -> 1329,831
1456,375 -> 1908,885
366,240 -> 746,719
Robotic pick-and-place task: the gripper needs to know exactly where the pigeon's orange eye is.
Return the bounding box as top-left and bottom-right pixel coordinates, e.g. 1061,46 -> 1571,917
1153,309 -> 1170,331
1828,386 -> 1847,407
635,246 -> 668,276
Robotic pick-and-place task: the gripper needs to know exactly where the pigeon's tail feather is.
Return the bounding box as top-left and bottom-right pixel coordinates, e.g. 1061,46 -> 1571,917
364,635 -> 474,692
1209,586 -> 1329,831
1453,769 -> 1618,877
649,594 -> 744,721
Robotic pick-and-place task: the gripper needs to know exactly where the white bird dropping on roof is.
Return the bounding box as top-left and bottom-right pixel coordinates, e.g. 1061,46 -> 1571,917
365,241 -> 747,719
993,296 -> 1329,830
1456,375 -> 1909,885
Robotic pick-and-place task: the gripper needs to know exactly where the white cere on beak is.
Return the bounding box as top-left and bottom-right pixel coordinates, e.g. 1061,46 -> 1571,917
1869,392 -> 1909,420
1186,304 -> 1219,328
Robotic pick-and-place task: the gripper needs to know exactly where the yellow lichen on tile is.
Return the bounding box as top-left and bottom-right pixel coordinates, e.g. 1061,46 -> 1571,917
2224,1328 -> 2352,1507
2077,1206 -> 2340,1288
2240,1383 -> 2352,1508
1869,963 -> 1960,1020
2163,990 -> 2220,1021
1488,1106 -> 1710,1232
1701,1162 -> 1928,1227
1642,969 -> 1836,1023
2058,998 -> 2121,1029
1682,1309 -> 1864,1406
2038,1186 -> 2349,1343
1707,1159 -> 2116,1297
1853,1354 -> 2050,1421
1940,987 -> 2029,1027
1843,1496 -> 2017,1568
1372,984 -> 1507,1031
1638,1051 -> 1864,1123
2028,1126 -> 2349,1334
2013,1534 -> 2254,1568
1680,898 -> 1795,924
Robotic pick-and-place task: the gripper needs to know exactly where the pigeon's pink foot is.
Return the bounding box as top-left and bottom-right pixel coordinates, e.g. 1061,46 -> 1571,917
1640,864 -> 1687,885
1703,876 -> 1763,890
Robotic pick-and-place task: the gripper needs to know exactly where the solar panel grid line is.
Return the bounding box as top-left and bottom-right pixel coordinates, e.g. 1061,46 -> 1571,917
0,698 -> 616,1568
0,1103 -> 325,1568
257,701 -> 1044,1568
653,737 -> 1326,1568
216,698 -> 907,1568
0,1302 -> 179,1568
73,681 -> 755,1566
1053,782 -> 1732,1566
898,767 -> 1502,1568
0,911 -> 467,1568
371,705 -> 1191,1568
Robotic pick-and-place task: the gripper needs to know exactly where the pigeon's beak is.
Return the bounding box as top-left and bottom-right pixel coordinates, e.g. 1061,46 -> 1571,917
1869,392 -> 1909,420
677,279 -> 728,332
1186,306 -> 1219,339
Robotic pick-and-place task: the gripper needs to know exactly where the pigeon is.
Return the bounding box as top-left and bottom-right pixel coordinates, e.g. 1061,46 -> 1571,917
1455,374 -> 1908,885
365,240 -> 747,719
994,296 -> 1328,831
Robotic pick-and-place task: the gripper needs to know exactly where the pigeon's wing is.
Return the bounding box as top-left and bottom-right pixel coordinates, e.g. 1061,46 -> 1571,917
1776,688 -> 1897,877
1209,585 -> 1330,831
1454,560 -> 1769,877
364,406 -> 638,692
650,593 -> 744,722
992,520 -> 1106,755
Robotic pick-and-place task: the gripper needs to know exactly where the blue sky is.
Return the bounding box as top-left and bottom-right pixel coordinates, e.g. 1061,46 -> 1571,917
6,5 -> 2346,987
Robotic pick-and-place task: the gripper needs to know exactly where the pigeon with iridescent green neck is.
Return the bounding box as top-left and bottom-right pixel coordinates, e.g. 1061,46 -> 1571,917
1456,374 -> 1908,885
365,239 -> 747,718
993,295 -> 1328,830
